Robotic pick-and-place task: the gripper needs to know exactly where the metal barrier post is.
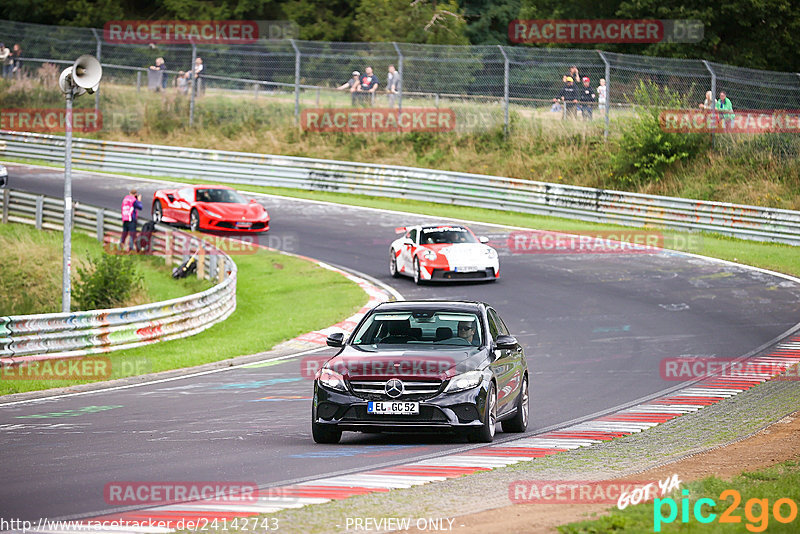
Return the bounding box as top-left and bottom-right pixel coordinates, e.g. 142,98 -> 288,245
35,195 -> 44,229
197,245 -> 205,279
392,42 -> 403,112
96,208 -> 104,242
1,189 -> 8,224
210,254 -> 218,280
136,71 -> 141,92
290,39 -> 300,120
703,60 -> 716,149
597,51 -> 610,142
498,46 -> 510,136
91,28 -> 101,111
164,230 -> 172,265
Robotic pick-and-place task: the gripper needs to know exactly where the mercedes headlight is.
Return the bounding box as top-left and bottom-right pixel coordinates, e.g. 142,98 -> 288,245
318,368 -> 347,392
444,370 -> 484,393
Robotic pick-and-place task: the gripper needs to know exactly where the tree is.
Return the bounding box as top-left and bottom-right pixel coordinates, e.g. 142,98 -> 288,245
354,0 -> 469,45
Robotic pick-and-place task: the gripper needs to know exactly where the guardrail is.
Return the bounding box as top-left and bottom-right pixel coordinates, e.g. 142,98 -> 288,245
2,130 -> 799,245
0,188 -> 237,364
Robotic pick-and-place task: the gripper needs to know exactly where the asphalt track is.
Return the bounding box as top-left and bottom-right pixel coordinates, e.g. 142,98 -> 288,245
2,164 -> 800,522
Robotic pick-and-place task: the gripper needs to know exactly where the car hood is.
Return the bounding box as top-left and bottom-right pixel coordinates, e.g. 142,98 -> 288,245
196,202 -> 266,218
422,243 -> 493,261
325,345 -> 488,381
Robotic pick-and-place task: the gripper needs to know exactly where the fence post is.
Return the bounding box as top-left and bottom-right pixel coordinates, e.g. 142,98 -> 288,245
290,39 -> 300,120
1,188 -> 8,224
702,60 -> 716,149
189,43 -> 197,127
197,245 -> 205,279
136,71 -> 141,92
96,208 -> 104,242
498,46 -> 510,136
35,196 -> 43,229
91,28 -> 101,111
597,51 -> 610,142
392,42 -> 404,112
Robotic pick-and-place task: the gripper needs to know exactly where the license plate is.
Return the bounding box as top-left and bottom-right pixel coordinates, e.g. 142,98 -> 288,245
236,221 -> 252,228
454,266 -> 480,272
367,401 -> 419,415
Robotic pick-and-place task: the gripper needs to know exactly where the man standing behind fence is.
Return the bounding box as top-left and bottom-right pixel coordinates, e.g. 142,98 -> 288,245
356,66 -> 379,106
578,77 -> 596,120
387,65 -> 401,107
554,77 -> 578,119
120,189 -> 143,252
716,91 -> 734,129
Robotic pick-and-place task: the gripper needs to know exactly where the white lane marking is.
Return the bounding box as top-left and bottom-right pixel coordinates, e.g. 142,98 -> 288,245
0,346 -> 328,408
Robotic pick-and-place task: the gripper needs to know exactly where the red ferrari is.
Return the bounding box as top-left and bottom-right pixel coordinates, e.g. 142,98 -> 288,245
152,185 -> 270,232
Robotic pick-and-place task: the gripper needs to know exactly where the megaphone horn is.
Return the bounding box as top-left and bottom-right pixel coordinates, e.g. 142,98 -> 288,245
71,55 -> 102,90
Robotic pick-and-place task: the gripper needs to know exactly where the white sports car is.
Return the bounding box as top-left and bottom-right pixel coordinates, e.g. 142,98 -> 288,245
389,224 -> 499,284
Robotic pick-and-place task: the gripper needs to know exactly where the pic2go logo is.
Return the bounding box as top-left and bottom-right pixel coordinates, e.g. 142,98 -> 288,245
653,489 -> 799,532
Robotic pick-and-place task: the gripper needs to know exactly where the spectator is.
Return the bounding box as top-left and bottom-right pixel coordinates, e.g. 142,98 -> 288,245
0,44 -> 10,78
597,78 -> 607,113
337,70 -> 360,90
567,65 -> 581,84
387,64 -> 401,107
184,57 -> 204,94
10,44 -> 21,78
177,70 -> 188,94
149,57 -> 167,91
551,100 -> 562,113
120,189 -> 143,252
716,91 -> 734,129
554,76 -> 578,119
355,66 -> 379,106
699,90 -> 713,110
578,77 -> 596,120
338,70 -> 360,105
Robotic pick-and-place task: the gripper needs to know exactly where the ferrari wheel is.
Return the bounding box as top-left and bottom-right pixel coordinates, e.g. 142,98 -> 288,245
190,209 -> 200,232
152,201 -> 163,223
389,250 -> 400,278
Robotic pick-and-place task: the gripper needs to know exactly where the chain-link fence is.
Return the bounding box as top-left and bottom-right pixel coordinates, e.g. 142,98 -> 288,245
2,18 -> 800,138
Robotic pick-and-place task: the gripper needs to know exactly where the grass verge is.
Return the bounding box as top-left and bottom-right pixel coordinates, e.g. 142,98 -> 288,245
0,231 -> 366,395
0,223 -> 211,315
560,460 -> 800,533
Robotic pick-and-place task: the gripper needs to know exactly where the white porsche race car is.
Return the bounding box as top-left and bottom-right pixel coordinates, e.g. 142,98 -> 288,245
389,224 -> 499,284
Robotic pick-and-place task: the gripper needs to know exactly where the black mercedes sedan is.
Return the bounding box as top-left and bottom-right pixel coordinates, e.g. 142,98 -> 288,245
311,300 -> 529,443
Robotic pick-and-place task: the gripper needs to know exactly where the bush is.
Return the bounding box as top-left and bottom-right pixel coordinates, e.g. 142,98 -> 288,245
73,253 -> 144,311
611,81 -> 708,187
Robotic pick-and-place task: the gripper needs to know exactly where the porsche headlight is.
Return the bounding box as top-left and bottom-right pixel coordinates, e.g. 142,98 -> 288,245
422,250 -> 437,260
484,247 -> 497,259
318,368 -> 347,392
444,370 -> 484,393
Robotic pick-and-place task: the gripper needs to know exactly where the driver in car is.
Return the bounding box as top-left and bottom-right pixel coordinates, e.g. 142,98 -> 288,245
457,320 -> 478,345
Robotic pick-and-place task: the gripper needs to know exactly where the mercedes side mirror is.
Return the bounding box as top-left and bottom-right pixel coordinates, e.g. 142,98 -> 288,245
495,335 -> 517,350
326,332 -> 345,347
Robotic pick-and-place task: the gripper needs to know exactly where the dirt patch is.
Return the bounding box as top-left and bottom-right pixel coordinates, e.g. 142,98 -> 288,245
411,411 -> 800,533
